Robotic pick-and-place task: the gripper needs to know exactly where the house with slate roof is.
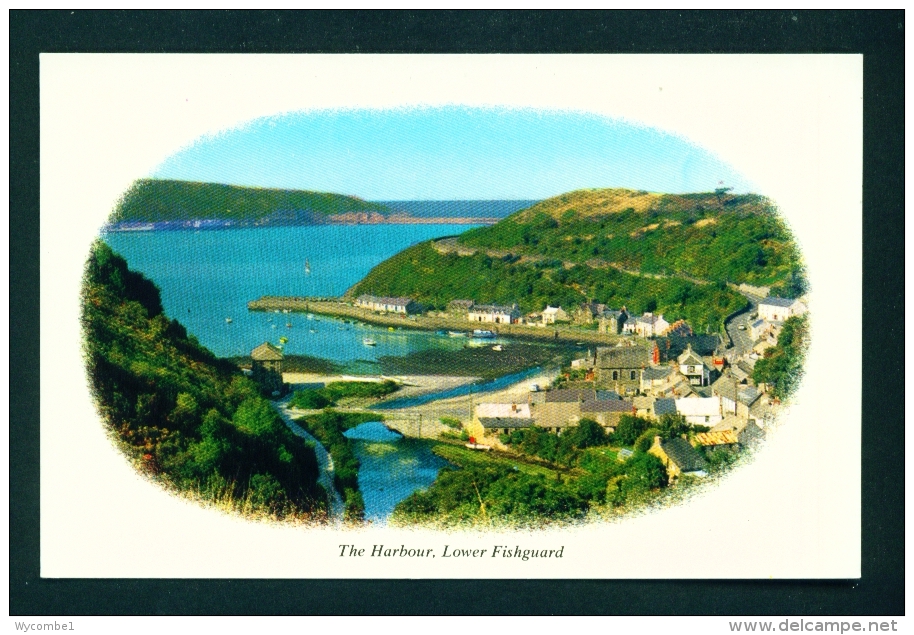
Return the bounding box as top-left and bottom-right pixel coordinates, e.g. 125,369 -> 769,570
579,399 -> 633,431
467,402 -> 533,440
544,388 -> 597,403
640,365 -> 675,393
653,398 -> 678,417
356,294 -> 421,314
711,373 -> 762,419
530,400 -> 582,433
632,312 -> 671,338
251,342 -> 284,394
675,396 -> 723,426
758,296 -> 807,323
711,413 -> 766,446
649,436 -> 709,479
595,344 -> 659,395
541,305 -> 569,325
448,299 -> 475,314
678,344 -> 711,386
598,308 -> 629,334
572,302 -> 607,325
655,334 -> 722,362
468,303 -> 521,324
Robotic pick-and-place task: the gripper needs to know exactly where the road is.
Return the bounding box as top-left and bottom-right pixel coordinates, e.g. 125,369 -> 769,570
724,291 -> 764,357
271,398 -> 345,523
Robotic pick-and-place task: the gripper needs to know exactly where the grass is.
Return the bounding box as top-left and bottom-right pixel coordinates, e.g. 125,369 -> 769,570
432,443 -> 562,479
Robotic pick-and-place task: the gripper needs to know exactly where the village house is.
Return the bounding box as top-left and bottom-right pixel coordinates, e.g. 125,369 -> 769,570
355,294 -> 421,315
594,343 -> 659,395
579,399 -> 634,432
649,436 -> 709,479
692,430 -> 740,453
250,342 -> 284,395
572,302 -> 607,325
598,307 -> 630,335
749,318 -> 769,342
674,396 -> 723,427
656,334 -> 722,363
447,299 -> 475,315
544,388 -> 597,403
466,402 -> 533,440
711,374 -> 762,419
530,400 -> 582,434
640,365 -> 675,394
678,344 -> 711,386
664,319 -> 693,337
632,312 -> 671,338
541,305 -> 569,325
758,296 -> 807,323
711,413 -> 766,446
467,303 -> 521,324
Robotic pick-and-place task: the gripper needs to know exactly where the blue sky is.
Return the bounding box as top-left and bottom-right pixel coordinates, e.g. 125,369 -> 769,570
152,107 -> 754,200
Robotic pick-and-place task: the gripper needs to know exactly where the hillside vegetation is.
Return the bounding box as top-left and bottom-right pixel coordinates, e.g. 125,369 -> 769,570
349,188 -> 805,329
82,242 -> 326,519
349,241 -> 744,331
109,179 -> 388,224
459,188 -> 804,289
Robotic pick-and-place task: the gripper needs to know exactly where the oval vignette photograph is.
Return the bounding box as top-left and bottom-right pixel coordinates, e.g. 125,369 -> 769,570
81,107 -> 810,529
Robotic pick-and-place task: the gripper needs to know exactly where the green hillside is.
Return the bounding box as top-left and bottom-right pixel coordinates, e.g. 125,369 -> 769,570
82,242 -> 326,519
109,179 -> 388,224
458,188 -> 804,290
348,241 -> 744,331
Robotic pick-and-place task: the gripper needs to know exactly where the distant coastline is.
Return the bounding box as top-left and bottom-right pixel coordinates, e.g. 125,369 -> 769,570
104,214 -> 500,232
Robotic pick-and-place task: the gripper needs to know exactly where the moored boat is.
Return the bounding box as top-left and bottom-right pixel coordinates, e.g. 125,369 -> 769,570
363,337 -> 377,346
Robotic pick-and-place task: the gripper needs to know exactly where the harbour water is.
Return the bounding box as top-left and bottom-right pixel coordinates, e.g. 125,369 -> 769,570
103,224 -> 481,360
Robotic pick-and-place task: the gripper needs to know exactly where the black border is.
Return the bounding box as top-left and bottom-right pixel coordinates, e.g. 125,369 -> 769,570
10,10 -> 904,616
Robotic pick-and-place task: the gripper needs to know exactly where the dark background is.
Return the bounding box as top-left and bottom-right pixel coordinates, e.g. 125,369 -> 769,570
10,10 -> 904,616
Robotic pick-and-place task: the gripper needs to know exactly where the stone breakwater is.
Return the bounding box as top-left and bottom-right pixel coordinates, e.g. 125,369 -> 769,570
246,296 -> 623,346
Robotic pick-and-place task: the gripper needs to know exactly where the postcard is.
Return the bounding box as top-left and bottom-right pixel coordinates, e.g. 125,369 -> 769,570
39,54 -> 861,578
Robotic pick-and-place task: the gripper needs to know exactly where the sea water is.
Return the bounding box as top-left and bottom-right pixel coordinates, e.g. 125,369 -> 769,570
102,224 -> 480,360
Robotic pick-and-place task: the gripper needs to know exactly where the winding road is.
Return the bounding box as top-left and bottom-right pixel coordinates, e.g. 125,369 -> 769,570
272,398 -> 345,523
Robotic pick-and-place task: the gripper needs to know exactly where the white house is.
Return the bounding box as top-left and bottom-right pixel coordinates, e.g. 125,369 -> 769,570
542,306 -> 569,325
633,312 -> 670,337
749,318 -> 769,342
355,294 -> 420,314
467,303 -> 520,324
674,396 -> 723,427
677,344 -> 711,386
758,297 -> 807,323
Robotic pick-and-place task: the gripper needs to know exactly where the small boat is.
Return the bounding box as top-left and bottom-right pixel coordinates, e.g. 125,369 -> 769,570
271,324 -> 277,329
471,329 -> 496,339
286,322 -> 293,328
309,328 -> 317,333
225,317 -> 232,323
305,259 -> 311,275
279,336 -> 288,345
448,331 -> 466,337
388,326 -> 395,331
492,344 -> 503,351
363,337 -> 377,346
306,313 -> 314,320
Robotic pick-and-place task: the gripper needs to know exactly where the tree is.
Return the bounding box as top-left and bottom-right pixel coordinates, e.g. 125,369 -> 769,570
624,452 -> 668,491
634,428 -> 663,453
568,418 -> 608,449
612,414 -> 653,446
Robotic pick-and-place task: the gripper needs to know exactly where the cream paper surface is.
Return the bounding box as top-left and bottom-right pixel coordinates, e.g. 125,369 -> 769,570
39,54 -> 862,578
